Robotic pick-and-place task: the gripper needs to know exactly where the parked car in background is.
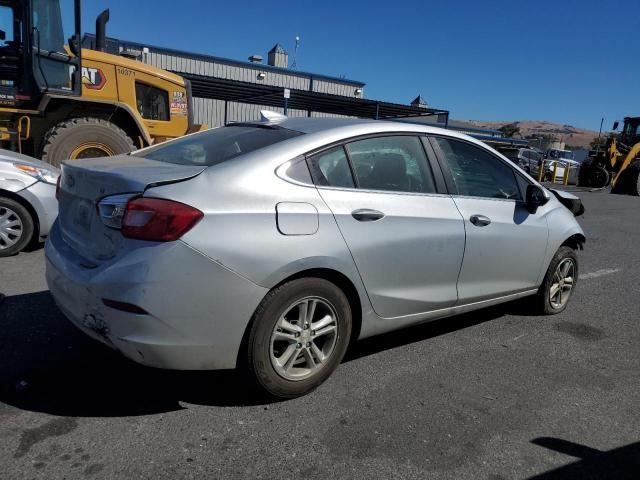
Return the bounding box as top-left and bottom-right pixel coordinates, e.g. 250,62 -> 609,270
46,114 -> 585,399
517,148 -> 544,175
497,147 -> 549,179
0,149 -> 59,256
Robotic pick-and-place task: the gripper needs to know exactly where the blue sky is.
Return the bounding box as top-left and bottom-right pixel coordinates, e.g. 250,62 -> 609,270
81,0 -> 640,130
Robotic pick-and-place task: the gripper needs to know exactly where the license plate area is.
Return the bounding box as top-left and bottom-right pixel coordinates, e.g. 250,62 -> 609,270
73,199 -> 93,232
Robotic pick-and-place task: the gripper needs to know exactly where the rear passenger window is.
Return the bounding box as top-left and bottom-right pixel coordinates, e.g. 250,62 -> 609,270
345,136 -> 436,193
308,147 -> 355,188
433,137 -> 521,200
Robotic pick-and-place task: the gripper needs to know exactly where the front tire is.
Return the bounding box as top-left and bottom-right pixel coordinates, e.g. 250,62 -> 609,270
534,246 -> 578,315
41,117 -> 135,167
246,278 -> 352,399
0,197 -> 34,257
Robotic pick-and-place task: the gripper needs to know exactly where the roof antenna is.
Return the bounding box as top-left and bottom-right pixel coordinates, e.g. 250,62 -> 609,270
291,35 -> 300,70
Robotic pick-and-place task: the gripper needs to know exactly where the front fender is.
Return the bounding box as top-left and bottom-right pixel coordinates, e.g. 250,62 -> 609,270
537,205 -> 585,285
0,170 -> 37,192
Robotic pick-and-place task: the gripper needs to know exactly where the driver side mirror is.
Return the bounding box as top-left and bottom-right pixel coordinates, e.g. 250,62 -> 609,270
0,30 -> 6,41
68,34 -> 81,57
525,184 -> 549,213
612,121 -> 619,131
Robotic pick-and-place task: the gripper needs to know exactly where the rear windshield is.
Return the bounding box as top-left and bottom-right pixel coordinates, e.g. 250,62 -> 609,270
134,125 -> 303,166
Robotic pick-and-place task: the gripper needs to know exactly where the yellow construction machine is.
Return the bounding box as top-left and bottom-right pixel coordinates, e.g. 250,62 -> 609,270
0,0 -> 204,166
578,117 -> 640,195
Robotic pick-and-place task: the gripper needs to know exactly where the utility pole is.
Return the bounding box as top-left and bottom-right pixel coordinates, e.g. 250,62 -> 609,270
596,117 -> 604,153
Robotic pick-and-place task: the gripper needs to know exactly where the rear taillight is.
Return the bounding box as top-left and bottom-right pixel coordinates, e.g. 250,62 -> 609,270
121,198 -> 203,242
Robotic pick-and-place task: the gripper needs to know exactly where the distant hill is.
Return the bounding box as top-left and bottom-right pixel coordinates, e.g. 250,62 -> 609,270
457,120 -> 600,149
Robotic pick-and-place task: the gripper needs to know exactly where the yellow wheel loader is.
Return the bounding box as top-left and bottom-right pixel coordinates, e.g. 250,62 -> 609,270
0,0 -> 204,167
578,117 -> 640,195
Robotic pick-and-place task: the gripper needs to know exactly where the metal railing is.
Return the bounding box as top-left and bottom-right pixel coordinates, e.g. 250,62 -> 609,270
537,159 -> 579,185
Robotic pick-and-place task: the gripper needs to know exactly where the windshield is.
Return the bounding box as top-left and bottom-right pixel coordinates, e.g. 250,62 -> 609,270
623,120 -> 640,138
134,125 -> 303,166
549,150 -> 573,160
32,0 -> 66,54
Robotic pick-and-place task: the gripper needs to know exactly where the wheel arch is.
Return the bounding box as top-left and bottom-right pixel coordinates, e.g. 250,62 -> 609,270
236,267 -> 364,369
39,95 -> 151,148
561,233 -> 586,251
536,210 -> 585,286
0,189 -> 39,242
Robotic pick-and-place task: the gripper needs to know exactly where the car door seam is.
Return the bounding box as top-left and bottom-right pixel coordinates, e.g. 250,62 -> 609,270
313,185 -> 380,316
449,195 -> 467,305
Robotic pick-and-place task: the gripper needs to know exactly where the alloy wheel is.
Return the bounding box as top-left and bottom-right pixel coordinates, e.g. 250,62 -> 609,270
269,297 -> 339,381
549,258 -> 576,309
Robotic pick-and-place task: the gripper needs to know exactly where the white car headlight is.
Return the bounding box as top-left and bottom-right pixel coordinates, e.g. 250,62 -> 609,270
13,163 -> 60,185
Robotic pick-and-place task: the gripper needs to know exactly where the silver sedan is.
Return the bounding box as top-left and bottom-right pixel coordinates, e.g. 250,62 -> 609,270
0,149 -> 59,256
46,114 -> 585,398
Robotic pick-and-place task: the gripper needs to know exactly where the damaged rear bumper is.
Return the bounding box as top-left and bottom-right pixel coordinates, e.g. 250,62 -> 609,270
45,222 -> 268,370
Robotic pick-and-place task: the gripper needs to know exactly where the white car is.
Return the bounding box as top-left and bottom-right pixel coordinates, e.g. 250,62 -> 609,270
547,159 -> 581,185
0,149 -> 60,256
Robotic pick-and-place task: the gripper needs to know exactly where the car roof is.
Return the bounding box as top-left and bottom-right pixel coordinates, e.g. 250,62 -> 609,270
242,115 -> 478,143
228,114 -> 537,173
199,113 -> 541,187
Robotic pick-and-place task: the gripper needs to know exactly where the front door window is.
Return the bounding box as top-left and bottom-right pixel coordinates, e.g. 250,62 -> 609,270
433,137 -> 522,200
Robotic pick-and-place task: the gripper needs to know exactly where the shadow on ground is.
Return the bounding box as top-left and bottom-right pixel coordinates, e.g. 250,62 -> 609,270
529,437 -> 640,479
345,297 -> 542,362
0,289 -> 537,417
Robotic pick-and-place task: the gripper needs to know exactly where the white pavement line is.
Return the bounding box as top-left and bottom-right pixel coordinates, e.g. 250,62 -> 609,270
579,268 -> 621,280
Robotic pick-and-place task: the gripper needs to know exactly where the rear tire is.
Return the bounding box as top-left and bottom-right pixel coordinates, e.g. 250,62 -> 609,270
41,117 -> 135,167
534,246 -> 578,315
246,278 -> 352,399
0,197 -> 34,257
589,166 -> 610,188
627,161 -> 640,196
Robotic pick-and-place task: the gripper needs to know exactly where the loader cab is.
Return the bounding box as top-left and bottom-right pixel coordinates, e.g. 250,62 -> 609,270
0,1 -> 23,89
0,0 -> 81,108
620,117 -> 640,146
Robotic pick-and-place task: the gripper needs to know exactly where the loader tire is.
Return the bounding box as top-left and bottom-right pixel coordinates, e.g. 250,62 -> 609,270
41,117 -> 135,167
588,166 -> 610,188
628,161 -> 640,196
577,160 -> 591,186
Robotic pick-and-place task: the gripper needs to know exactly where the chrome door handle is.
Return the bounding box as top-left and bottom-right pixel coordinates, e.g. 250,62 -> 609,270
352,209 -> 385,222
470,214 -> 491,227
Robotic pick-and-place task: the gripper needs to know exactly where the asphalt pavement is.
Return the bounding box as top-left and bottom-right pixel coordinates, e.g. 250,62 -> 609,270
0,189 -> 639,479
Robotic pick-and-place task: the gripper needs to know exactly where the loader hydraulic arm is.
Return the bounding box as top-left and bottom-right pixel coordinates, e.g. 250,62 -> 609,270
611,142 -> 640,188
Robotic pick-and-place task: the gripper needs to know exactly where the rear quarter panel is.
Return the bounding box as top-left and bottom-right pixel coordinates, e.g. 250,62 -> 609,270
146,155 -> 370,310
